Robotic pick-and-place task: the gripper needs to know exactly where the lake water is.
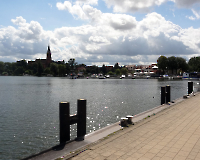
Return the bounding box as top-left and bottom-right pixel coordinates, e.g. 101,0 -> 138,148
0,76 -> 199,160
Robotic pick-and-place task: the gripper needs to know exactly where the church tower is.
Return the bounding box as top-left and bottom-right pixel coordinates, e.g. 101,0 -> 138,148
46,45 -> 52,67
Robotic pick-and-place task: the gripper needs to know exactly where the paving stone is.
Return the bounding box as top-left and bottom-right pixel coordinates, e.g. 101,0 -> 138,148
66,93 -> 200,160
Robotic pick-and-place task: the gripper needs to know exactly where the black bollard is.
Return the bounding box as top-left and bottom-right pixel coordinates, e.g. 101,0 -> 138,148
59,102 -> 70,144
76,99 -> 86,141
188,81 -> 193,95
166,85 -> 171,103
161,86 -> 165,105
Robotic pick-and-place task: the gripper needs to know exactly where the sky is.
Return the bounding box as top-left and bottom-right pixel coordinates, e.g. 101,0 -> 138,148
0,0 -> 200,66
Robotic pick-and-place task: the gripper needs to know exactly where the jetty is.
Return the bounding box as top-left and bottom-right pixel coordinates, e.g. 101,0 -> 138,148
27,90 -> 200,160
58,92 -> 200,160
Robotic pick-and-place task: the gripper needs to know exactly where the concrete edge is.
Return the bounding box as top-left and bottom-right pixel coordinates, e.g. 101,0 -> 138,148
59,92 -> 199,159
27,92 -> 199,160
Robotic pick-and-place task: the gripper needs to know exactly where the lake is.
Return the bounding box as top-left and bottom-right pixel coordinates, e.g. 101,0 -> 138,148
0,76 -> 199,160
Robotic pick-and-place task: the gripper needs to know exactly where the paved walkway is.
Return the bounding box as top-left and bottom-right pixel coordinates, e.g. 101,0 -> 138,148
60,93 -> 200,160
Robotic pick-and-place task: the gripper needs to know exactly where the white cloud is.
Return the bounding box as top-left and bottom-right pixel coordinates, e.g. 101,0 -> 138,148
89,36 -> 110,44
186,9 -> 200,20
192,9 -> 200,19
104,0 -> 167,13
75,0 -> 98,5
103,0 -> 200,13
1,12 -> 200,64
11,16 -> 26,25
187,16 -> 196,20
57,1 -> 88,20
56,2 -> 137,31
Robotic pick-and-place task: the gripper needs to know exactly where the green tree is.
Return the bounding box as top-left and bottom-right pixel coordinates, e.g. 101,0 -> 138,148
86,65 -> 99,75
16,59 -> 27,70
37,61 -> 44,76
121,68 -> 128,75
68,58 -> 77,71
14,67 -> 24,75
176,57 -> 188,74
44,67 -> 51,75
101,64 -> 107,75
0,61 -> 4,74
65,63 -> 70,75
50,63 -> 58,76
4,62 -> 13,75
114,62 -> 120,71
157,56 -> 168,74
58,64 -> 66,76
115,69 -> 121,75
167,56 -> 178,75
188,57 -> 200,72
107,71 -> 114,75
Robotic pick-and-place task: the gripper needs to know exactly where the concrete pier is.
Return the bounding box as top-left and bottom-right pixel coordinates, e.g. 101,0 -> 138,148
62,93 -> 200,160
27,92 -> 200,160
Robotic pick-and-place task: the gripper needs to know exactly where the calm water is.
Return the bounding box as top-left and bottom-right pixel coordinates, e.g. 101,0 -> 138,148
0,76 -> 199,160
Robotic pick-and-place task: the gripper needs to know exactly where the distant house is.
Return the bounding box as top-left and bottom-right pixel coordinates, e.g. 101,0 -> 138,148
77,65 -> 86,72
126,63 -> 158,76
105,65 -> 113,71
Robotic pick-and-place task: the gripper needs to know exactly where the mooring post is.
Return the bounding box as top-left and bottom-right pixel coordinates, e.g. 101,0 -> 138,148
161,86 -> 166,105
76,99 -> 86,141
166,85 -> 171,103
188,81 -> 193,95
59,102 -> 70,144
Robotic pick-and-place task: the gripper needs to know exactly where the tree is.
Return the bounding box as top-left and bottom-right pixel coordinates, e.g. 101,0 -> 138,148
0,61 -> 4,74
114,62 -> 120,70
157,56 -> 168,74
44,67 -> 51,75
101,64 -> 107,75
115,69 -> 121,75
50,63 -> 58,76
188,57 -> 200,72
65,63 -> 70,75
16,59 -> 27,70
107,71 -> 114,75
58,64 -> 66,76
4,62 -> 13,75
14,67 -> 24,75
68,58 -> 77,71
37,61 -> 43,76
176,57 -> 188,74
167,56 -> 178,75
121,68 -> 128,75
86,65 -> 99,75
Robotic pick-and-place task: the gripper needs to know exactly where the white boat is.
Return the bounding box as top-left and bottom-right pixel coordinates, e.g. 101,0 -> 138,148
98,74 -> 105,79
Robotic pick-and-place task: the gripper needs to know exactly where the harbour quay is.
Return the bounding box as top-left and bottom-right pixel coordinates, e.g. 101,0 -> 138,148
60,92 -> 200,160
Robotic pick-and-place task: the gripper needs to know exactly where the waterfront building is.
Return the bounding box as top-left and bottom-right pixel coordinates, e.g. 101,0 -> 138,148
28,45 -> 53,68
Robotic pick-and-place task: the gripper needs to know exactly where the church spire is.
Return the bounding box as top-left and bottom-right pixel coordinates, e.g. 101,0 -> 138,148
48,45 -> 50,51
46,45 -> 52,67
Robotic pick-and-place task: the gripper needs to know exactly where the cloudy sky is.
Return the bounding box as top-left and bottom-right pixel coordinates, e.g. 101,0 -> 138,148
0,0 -> 200,65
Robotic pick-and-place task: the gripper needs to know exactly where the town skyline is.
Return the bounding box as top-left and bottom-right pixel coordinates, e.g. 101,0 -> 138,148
0,0 -> 200,65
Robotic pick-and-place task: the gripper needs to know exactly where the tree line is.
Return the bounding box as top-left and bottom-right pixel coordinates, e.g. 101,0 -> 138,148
157,56 -> 200,75
1,55 -> 198,76
0,59 -> 128,77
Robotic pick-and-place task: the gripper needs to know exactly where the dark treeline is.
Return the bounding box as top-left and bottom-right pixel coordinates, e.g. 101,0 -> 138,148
0,59 -> 128,77
1,55 -> 199,76
157,56 -> 200,75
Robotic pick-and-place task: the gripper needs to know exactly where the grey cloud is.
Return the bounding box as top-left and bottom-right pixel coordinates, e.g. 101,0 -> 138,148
110,18 -> 136,30
175,0 -> 200,7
